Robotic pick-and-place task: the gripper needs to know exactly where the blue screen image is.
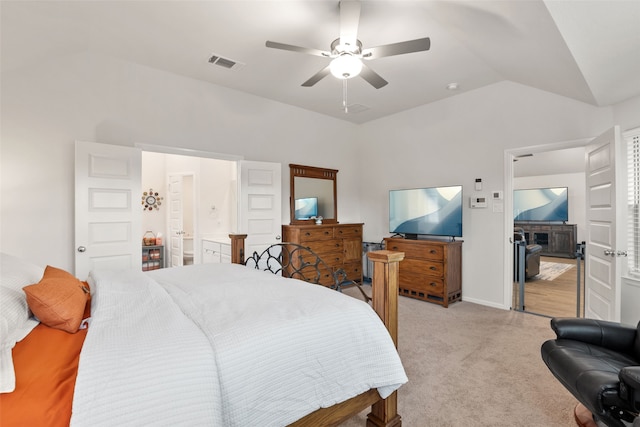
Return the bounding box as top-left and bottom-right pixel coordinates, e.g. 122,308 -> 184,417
294,197 -> 318,220
389,186 -> 463,237
513,187 -> 568,222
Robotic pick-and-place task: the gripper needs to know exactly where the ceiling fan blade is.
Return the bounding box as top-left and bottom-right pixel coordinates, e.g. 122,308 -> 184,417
301,65 -> 331,87
362,37 -> 431,60
359,63 -> 388,89
339,0 -> 361,48
265,41 -> 329,57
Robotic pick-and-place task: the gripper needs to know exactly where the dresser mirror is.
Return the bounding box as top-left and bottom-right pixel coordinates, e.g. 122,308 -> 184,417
289,164 -> 338,224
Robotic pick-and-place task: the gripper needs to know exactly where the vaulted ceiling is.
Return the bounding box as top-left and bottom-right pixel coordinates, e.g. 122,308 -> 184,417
2,1 -> 639,124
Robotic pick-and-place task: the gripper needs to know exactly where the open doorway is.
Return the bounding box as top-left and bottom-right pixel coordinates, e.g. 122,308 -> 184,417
506,144 -> 588,318
141,150 -> 238,268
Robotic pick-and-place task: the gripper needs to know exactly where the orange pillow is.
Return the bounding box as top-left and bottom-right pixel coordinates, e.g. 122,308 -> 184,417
23,266 -> 90,334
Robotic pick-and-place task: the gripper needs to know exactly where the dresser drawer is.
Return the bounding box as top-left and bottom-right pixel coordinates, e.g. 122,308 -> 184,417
399,274 -> 444,294
306,239 -> 343,255
341,261 -> 362,282
400,258 -> 444,277
386,240 -> 444,261
299,227 -> 334,242
202,240 -> 222,264
297,250 -> 343,267
288,264 -> 335,287
334,226 -> 362,239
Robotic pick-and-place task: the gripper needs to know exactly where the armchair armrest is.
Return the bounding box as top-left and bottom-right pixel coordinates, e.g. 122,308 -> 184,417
551,318 -> 638,351
619,366 -> 640,412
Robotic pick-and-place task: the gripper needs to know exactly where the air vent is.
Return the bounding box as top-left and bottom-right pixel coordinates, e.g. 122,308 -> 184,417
208,54 -> 245,70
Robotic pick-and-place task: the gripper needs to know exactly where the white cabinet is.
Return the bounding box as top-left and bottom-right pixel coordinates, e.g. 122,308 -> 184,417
202,239 -> 231,264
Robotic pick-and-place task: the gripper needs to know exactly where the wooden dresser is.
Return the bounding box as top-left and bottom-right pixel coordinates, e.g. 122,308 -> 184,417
384,238 -> 462,307
282,223 -> 363,286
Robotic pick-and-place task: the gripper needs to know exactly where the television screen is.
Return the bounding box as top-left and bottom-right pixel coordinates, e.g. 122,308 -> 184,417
389,186 -> 463,238
294,197 -> 318,220
513,187 -> 568,222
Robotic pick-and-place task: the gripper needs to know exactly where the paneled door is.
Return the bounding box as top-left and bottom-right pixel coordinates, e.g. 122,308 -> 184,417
75,141 -> 141,280
237,161 -> 282,259
168,174 -> 184,267
585,126 -> 625,321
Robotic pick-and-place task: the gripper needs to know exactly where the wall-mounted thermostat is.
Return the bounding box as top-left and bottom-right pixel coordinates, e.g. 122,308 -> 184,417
470,196 -> 488,208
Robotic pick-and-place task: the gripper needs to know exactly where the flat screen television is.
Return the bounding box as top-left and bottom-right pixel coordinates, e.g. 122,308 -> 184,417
513,187 -> 568,222
294,197 -> 318,220
389,185 -> 463,239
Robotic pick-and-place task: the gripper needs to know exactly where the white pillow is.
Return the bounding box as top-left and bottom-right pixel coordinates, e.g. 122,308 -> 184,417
0,253 -> 44,393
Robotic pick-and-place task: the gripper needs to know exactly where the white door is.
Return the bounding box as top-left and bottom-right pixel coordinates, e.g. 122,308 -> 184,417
584,126 -> 625,321
168,174 -> 184,267
237,161 -> 282,259
75,141 -> 141,280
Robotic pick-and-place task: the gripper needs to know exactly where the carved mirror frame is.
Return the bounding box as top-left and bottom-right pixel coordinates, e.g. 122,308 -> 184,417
289,164 -> 338,225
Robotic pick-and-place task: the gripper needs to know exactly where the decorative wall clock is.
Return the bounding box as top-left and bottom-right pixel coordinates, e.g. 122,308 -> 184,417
142,189 -> 163,211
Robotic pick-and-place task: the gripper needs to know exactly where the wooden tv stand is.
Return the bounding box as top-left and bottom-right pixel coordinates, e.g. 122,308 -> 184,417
384,237 -> 462,307
514,222 -> 577,258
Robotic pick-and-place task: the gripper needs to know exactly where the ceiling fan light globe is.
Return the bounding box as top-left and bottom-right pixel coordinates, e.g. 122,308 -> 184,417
330,54 -> 362,79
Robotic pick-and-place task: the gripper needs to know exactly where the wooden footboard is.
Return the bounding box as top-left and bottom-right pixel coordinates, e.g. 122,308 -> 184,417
229,234 -> 405,427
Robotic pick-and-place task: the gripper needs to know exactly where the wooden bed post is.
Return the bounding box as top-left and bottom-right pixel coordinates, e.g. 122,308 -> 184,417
229,234 -> 247,264
366,250 -> 405,427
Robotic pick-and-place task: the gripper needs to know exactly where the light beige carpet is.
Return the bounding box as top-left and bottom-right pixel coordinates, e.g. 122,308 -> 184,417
341,287 -> 577,426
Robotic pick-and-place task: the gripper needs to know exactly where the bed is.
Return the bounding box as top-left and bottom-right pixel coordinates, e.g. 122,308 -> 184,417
0,236 -> 407,426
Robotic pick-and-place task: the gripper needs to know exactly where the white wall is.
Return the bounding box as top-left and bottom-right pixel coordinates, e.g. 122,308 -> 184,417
357,81 -> 612,308
514,173 -> 586,242
2,52 -> 639,313
0,52 -> 359,270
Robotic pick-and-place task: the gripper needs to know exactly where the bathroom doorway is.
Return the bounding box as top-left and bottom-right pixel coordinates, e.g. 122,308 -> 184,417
141,150 -> 238,269
168,173 -> 195,267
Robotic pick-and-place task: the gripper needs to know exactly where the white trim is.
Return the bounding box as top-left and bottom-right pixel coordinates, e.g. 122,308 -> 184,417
462,296 -> 510,311
503,136 -> 591,313
135,143 -> 244,162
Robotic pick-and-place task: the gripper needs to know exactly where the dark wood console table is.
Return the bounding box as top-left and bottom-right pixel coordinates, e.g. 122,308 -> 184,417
514,222 -> 577,258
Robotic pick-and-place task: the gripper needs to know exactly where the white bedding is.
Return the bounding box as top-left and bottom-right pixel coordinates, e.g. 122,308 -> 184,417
72,263 -> 407,426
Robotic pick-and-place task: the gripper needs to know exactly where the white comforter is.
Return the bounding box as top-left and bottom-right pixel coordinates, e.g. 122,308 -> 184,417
71,263 -> 407,427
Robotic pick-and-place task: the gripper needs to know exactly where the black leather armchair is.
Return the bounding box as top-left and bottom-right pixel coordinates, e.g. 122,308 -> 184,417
541,318 -> 640,426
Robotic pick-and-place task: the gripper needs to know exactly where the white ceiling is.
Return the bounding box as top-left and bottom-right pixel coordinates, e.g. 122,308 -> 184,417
2,1 -> 639,124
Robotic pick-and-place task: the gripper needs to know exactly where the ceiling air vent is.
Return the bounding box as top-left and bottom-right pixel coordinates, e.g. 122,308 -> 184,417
208,54 -> 245,70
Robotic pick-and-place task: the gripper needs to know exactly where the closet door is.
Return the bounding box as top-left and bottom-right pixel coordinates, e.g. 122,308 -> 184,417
75,141 -> 141,280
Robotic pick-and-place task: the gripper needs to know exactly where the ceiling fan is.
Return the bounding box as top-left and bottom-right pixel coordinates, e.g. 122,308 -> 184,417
265,0 -> 431,89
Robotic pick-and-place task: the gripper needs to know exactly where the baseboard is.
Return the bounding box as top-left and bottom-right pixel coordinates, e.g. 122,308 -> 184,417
459,296 -> 510,311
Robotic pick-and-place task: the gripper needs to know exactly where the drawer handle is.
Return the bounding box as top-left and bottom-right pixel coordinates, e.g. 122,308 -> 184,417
338,230 -> 343,234
391,246 -> 398,250
430,266 -> 437,271
305,232 -> 311,236
430,250 -> 437,254
429,282 -> 438,287
324,231 -> 330,235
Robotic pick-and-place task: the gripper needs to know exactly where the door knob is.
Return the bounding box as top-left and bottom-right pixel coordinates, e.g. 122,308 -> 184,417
275,235 -> 281,241
77,246 -> 86,253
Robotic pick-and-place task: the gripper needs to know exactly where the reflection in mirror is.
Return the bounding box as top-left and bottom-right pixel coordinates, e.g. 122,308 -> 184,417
290,164 -> 338,224
294,177 -> 335,220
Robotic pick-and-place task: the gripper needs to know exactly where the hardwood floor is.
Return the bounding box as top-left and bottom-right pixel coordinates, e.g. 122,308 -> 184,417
513,256 -> 585,318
